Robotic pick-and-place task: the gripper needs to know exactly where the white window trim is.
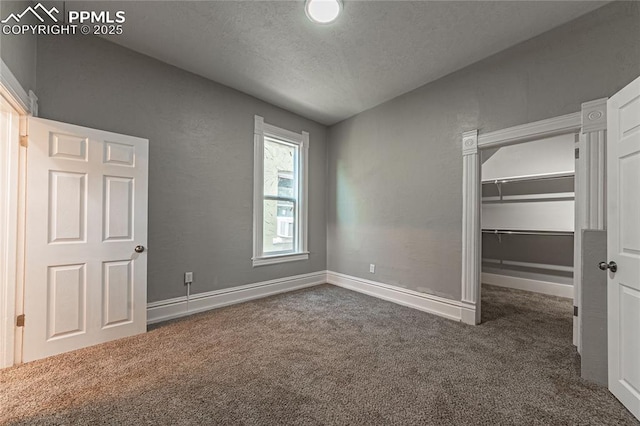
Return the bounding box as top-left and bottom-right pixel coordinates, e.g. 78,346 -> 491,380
252,115 -> 309,267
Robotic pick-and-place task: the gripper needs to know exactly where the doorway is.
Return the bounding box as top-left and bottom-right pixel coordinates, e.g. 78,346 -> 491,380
479,133 -> 576,333
1,76 -> 150,366
460,112 -> 584,328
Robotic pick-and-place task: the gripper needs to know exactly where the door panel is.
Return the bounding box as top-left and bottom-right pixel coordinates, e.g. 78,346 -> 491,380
619,284 -> 640,396
102,260 -> 133,327
23,117 -> 148,363
47,263 -> 86,339
49,133 -> 88,161
103,176 -> 134,241
608,75 -> 640,420
48,171 -> 87,243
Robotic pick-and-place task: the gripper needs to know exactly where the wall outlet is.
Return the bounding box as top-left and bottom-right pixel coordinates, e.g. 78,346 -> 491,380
369,264 -> 375,273
185,272 -> 193,284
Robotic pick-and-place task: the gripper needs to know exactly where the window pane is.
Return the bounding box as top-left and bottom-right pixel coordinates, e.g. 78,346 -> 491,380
263,199 -> 295,254
262,136 -> 298,256
278,174 -> 294,199
264,138 -> 296,198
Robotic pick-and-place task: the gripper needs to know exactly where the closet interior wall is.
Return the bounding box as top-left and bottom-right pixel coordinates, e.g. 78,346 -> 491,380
481,134 -> 576,293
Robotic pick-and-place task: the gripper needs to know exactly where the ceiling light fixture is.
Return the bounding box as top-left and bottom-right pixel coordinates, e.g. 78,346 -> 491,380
305,0 -> 342,24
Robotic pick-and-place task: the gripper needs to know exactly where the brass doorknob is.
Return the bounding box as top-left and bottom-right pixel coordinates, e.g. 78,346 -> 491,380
134,245 -> 145,253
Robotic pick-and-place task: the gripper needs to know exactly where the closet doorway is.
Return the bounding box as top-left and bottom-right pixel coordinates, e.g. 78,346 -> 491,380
479,133 -> 576,331
460,100 -> 609,354
480,135 -> 576,296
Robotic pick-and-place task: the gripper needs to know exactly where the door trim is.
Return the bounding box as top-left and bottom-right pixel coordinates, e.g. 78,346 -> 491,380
0,62 -> 34,368
460,103 -> 607,326
477,112 -> 582,149
0,59 -> 38,116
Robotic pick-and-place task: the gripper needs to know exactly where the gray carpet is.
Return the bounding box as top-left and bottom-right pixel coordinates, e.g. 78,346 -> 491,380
1,284 -> 637,425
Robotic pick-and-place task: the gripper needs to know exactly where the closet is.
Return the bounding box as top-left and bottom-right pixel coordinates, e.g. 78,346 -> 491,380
481,134 -> 576,298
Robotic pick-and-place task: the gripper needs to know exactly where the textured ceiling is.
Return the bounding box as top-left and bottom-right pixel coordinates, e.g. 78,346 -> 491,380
78,1 -> 607,125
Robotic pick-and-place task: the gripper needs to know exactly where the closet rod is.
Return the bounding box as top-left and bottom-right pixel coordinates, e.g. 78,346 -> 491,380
482,229 -> 574,237
481,171 -> 574,185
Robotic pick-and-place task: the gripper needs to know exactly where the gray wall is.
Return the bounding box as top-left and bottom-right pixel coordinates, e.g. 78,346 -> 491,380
36,35 -> 328,303
327,1 -> 640,300
0,1 -> 37,92
580,230 -> 608,385
482,233 -> 574,267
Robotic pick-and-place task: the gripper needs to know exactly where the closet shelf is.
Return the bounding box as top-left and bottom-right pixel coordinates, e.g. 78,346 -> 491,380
482,192 -> 575,203
482,229 -> 574,237
481,171 -> 574,185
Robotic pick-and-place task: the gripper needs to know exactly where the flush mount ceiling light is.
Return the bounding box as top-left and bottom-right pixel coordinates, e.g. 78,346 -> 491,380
305,0 -> 342,24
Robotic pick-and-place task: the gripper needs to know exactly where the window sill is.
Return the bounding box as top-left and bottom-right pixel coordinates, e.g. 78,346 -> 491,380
252,252 -> 310,267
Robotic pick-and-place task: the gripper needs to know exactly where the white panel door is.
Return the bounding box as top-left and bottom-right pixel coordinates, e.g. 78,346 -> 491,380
607,76 -> 640,421
23,118 -> 148,363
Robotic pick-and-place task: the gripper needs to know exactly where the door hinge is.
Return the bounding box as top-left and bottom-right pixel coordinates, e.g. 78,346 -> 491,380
19,135 -> 28,148
573,306 -> 578,317
16,314 -> 25,327
574,148 -> 579,159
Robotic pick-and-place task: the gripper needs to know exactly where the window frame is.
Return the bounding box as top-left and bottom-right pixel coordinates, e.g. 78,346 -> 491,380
252,115 -> 309,267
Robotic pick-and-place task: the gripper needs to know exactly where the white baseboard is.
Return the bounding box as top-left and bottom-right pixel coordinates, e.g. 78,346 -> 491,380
482,272 -> 573,298
326,271 -> 464,322
147,271 -> 327,325
148,270 -> 472,326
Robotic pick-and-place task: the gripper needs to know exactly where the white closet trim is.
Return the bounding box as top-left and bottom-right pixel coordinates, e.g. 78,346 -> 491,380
478,112 -> 581,149
460,107 -> 602,326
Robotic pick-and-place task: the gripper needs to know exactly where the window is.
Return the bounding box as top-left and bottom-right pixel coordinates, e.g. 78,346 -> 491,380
253,116 -> 309,266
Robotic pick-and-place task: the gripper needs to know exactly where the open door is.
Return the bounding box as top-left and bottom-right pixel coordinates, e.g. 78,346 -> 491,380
607,76 -> 640,420
22,118 -> 148,363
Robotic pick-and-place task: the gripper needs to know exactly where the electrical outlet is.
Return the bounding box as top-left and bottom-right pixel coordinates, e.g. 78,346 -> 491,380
185,272 -> 193,284
369,264 -> 375,273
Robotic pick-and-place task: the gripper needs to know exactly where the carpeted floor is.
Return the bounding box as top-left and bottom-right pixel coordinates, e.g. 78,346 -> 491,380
0,284 -> 637,425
